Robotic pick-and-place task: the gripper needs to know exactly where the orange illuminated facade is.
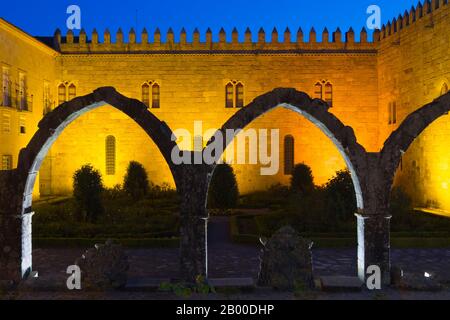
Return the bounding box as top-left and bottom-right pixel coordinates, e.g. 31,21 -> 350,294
0,1 -> 449,212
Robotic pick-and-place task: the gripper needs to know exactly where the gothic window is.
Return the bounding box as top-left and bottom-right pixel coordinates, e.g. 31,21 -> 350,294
152,83 -> 160,109
314,80 -> 333,107
142,83 -> 150,107
225,81 -> 244,108
236,83 -> 244,108
314,82 -> 322,99
68,83 -> 76,100
58,83 -> 66,105
225,83 -> 234,108
284,135 -> 295,175
105,135 -> 116,175
1,155 -> 12,170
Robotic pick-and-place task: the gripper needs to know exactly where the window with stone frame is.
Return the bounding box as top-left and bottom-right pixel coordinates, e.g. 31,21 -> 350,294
68,83 -> 76,101
151,83 -> 160,109
141,83 -> 150,107
2,67 -> 11,107
225,82 -> 234,108
236,82 -> 244,108
58,83 -> 66,105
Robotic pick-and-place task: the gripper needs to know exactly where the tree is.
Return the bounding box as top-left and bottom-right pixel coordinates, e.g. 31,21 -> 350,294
123,161 -> 149,200
290,163 -> 315,195
323,169 -> 356,222
73,164 -> 104,223
207,163 -> 239,210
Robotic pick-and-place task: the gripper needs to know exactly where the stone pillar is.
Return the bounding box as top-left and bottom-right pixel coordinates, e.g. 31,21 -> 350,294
356,213 -> 391,286
177,162 -> 208,283
0,170 -> 23,284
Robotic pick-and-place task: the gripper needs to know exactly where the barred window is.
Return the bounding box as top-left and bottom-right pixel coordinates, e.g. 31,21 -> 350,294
225,83 -> 234,108
236,83 -> 244,108
1,155 -> 12,170
284,135 -> 295,175
19,73 -> 27,111
142,83 -> 150,107
58,83 -> 66,105
68,83 -> 76,100
151,83 -> 160,109
105,135 -> 116,175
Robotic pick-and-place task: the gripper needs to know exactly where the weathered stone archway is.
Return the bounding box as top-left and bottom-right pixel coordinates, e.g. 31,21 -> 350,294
0,87 -> 179,281
200,88 -> 373,281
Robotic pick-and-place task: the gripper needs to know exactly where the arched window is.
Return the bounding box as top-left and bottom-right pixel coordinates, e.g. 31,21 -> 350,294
225,82 -> 234,108
324,82 -> 333,107
105,135 -> 116,175
68,83 -> 76,100
441,83 -> 448,96
236,83 -> 244,108
284,135 -> 295,175
58,83 -> 66,105
314,82 -> 322,99
152,83 -> 160,108
142,83 -> 150,107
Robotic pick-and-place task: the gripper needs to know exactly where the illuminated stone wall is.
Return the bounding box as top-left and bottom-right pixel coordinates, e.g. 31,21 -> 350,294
49,48 -> 377,193
376,1 -> 450,212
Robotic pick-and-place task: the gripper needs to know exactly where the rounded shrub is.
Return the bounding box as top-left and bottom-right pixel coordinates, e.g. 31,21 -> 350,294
207,163 -> 239,210
123,161 -> 149,200
73,164 -> 104,223
290,163 -> 315,195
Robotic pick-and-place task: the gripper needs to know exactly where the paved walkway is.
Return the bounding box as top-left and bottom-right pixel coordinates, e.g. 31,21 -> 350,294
31,216 -> 450,284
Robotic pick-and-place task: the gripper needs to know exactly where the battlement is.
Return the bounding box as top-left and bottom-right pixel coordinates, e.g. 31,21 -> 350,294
54,26 -> 376,54
374,0 -> 449,42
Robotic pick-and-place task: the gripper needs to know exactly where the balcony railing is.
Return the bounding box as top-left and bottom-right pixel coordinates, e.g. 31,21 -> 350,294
1,92 -> 33,112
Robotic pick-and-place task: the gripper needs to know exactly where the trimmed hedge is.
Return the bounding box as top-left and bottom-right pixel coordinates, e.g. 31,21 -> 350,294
231,214 -> 450,248
34,237 -> 180,248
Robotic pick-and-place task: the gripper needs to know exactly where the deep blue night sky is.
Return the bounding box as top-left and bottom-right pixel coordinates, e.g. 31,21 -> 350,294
1,0 -> 419,41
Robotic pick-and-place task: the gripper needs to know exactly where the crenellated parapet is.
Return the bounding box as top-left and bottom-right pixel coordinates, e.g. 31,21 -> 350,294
374,0 -> 449,42
54,26 -> 376,54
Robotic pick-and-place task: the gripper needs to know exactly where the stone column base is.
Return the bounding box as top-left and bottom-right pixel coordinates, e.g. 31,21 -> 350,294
356,213 -> 391,286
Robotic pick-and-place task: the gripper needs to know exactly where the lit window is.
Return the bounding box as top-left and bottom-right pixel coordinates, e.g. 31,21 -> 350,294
225,83 -> 234,108
68,83 -> 76,100
151,83 -> 160,109
142,83 -> 150,107
314,82 -> 322,99
324,82 -> 333,107
58,83 -> 66,105
1,155 -> 12,170
105,135 -> 116,175
2,67 -> 11,107
284,135 -> 295,175
236,83 -> 244,108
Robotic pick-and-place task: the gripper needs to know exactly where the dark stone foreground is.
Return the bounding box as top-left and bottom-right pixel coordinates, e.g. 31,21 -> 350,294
31,246 -> 450,285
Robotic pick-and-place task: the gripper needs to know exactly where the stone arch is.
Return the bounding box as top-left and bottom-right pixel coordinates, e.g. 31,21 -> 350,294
14,86 -> 178,277
380,92 -> 450,190
205,87 -> 367,210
